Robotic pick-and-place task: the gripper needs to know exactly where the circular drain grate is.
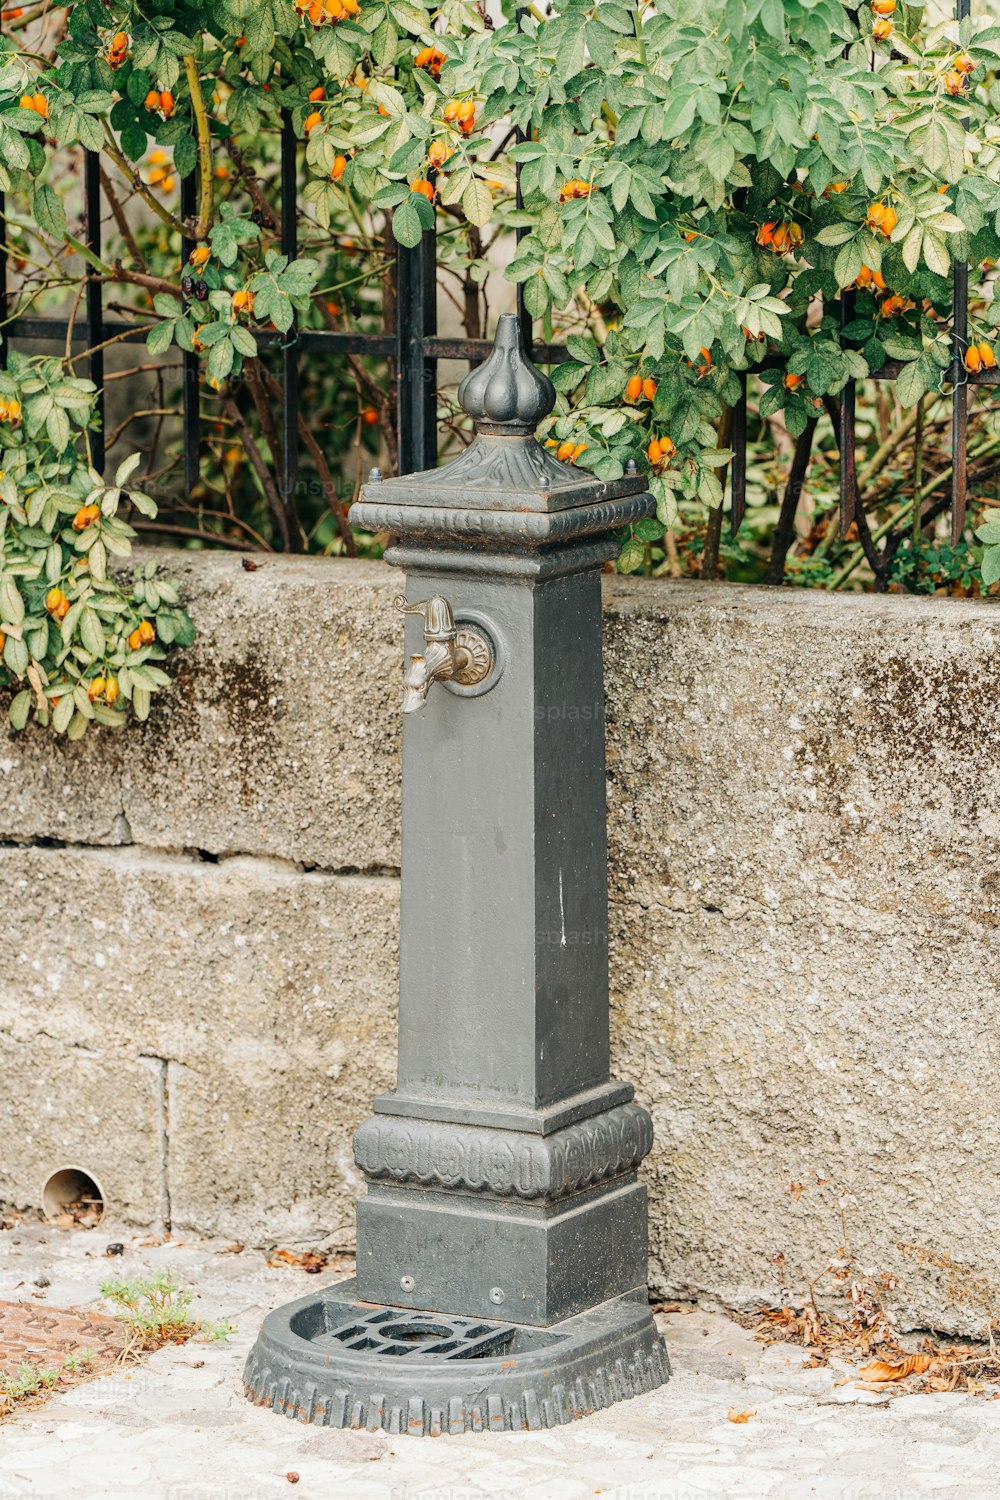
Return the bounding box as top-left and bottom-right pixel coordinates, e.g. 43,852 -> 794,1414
330,1307 -> 517,1360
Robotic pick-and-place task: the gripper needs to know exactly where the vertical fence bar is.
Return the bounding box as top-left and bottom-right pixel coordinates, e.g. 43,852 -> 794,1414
280,110 -> 299,527
394,232 -> 438,475
84,150 -> 106,473
952,0 -> 972,543
0,14 -> 7,368
512,8 -> 532,355
180,171 -> 200,496
730,372 -> 747,536
0,183 -> 7,371
839,290 -> 857,534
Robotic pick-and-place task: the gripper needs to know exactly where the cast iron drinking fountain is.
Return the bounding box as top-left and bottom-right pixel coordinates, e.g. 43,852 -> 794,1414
244,316 -> 670,1434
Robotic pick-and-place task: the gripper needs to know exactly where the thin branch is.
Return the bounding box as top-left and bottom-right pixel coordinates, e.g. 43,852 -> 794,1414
131,519 -> 265,552
183,54 -> 215,241
765,418 -> 818,585
223,395 -> 292,551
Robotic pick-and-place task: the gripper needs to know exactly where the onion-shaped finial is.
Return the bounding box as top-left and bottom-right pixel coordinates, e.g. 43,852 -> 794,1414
458,315 -> 556,432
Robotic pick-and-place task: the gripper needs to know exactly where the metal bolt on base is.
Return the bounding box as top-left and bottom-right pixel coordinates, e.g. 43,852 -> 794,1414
244,317 -> 668,1433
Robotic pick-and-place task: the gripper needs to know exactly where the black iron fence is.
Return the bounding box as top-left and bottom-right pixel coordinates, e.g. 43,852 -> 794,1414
0,0 -> 994,555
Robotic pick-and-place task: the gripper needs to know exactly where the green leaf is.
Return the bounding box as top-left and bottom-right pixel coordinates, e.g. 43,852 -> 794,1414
79,607 -> 105,657
462,179 -> 493,228
8,690 -> 31,731
33,186 -> 68,242
147,319 -> 176,356
52,693 -> 75,734
834,240 -> 864,290
981,546 -> 1000,587
392,195 -> 425,248
895,359 -> 928,408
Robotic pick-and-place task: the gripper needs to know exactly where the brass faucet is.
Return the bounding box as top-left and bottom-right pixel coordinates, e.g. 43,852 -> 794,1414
395,596 -> 493,713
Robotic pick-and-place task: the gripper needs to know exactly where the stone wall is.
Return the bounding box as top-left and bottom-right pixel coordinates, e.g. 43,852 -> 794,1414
2,552 -> 998,1329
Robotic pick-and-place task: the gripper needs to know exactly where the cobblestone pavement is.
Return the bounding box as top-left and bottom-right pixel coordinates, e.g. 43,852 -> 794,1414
1,1219 -> 998,1500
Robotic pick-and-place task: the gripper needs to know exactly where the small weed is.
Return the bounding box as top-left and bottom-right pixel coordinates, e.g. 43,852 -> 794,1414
100,1271 -> 234,1350
201,1320 -> 237,1343
1,1364 -> 59,1402
63,1349 -> 94,1375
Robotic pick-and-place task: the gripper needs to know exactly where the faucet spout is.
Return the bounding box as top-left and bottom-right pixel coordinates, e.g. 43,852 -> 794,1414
395,594 -> 495,714
402,640 -> 457,714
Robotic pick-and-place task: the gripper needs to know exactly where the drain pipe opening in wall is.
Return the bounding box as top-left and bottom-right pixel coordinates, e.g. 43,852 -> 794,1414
41,1166 -> 106,1227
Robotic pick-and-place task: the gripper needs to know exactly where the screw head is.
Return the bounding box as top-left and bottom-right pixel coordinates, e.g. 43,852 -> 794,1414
368,466 -> 383,483
400,1275 -> 416,1293
489,1287 -> 505,1305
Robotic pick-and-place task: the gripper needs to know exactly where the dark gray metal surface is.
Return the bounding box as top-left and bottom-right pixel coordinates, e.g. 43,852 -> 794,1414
245,1281 -> 669,1435
245,315 -> 667,1431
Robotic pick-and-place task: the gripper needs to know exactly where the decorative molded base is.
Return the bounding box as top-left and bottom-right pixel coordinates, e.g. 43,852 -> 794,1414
243,1278 -> 668,1435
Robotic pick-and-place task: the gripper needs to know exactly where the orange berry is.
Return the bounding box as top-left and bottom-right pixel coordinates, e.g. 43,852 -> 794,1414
872,18 -> 892,39
32,93 -> 47,119
309,85 -> 326,101
71,504 -> 100,532
625,374 -> 643,403
331,154 -> 347,181
46,587 -> 66,616
571,443 -> 587,462
88,677 -> 106,702
159,90 -> 174,115
784,372 -> 804,390
138,620 -> 156,644
642,377 -> 657,401
756,221 -> 776,247
881,295 -> 907,318
955,52 -> 974,75
189,245 -> 210,267
977,341 -> 997,370
866,202 -> 896,236
145,89 -> 161,111
361,406 -> 379,425
556,440 -> 576,462
304,110 -> 323,133
871,0 -> 895,12
428,139 -> 451,169
410,178 -> 435,201
232,289 -> 255,316
944,71 -> 966,97
104,678 -> 119,705
128,628 -> 143,651
965,345 -> 982,373
443,99 -> 461,121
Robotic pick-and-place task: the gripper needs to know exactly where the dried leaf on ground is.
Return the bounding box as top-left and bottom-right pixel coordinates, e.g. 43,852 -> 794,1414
266,1248 -> 328,1274
727,1408 -> 757,1424
857,1353 -> 934,1384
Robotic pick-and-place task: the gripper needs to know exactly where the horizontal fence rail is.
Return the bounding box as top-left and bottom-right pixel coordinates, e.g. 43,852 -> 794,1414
0,0 -> 988,552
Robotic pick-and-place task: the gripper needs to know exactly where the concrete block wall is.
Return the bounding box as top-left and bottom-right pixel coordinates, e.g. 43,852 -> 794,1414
2,553 -> 998,1328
